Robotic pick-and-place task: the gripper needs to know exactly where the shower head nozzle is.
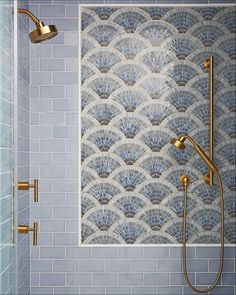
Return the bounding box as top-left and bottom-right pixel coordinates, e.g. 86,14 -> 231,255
18,8 -> 58,43
29,22 -> 58,43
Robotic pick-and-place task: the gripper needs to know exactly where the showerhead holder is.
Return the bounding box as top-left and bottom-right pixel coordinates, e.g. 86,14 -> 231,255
170,134 -> 217,184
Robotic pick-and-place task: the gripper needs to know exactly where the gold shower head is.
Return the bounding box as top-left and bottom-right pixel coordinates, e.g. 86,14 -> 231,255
29,22 -> 58,43
18,8 -> 58,43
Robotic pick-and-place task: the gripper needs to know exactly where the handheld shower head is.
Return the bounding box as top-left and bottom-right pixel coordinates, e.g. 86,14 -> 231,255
18,8 -> 58,43
170,135 -> 217,173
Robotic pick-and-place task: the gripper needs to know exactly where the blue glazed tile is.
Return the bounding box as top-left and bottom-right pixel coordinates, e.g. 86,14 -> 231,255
80,287 -> 106,295
92,273 -> 117,286
40,273 -> 65,286
158,286 -> 183,295
39,5 -> 65,17
106,287 -> 132,295
144,273 -> 169,285
211,286 -> 235,295
119,273 -> 143,286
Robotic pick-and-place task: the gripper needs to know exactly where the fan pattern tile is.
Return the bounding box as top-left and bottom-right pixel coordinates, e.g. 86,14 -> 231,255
80,6 -> 236,245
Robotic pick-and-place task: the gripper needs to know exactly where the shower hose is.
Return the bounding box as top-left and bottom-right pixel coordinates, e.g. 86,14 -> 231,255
182,170 -> 224,293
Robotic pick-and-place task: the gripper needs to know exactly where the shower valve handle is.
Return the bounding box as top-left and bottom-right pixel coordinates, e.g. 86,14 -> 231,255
18,222 -> 38,246
18,179 -> 39,202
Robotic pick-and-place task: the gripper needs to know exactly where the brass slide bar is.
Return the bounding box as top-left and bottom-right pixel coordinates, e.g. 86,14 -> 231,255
203,56 -> 214,186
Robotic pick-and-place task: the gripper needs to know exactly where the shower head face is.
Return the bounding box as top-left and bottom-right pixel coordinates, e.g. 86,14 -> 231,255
29,23 -> 58,43
170,137 -> 186,151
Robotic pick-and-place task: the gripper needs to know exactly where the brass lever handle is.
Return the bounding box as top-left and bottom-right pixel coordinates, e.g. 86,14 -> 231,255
18,222 -> 38,246
18,179 -> 39,202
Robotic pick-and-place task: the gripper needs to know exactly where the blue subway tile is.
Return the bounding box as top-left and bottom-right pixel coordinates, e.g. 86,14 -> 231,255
132,287 -> 156,295
119,273 -> 143,286
79,260 -> 104,272
40,273 -> 65,286
92,273 -> 117,286
92,247 -> 117,259
80,287 -> 106,295
118,248 -> 143,259
158,286 -> 183,295
66,273 -> 91,286
196,273 -> 219,285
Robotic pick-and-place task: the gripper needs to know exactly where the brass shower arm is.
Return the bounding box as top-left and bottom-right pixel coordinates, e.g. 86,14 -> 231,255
18,8 -> 45,29
18,8 -> 40,24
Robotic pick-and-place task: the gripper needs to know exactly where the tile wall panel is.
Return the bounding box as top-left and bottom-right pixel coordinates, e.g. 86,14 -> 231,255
29,0 -> 236,294
17,4 -> 31,295
80,5 -> 236,245
0,1 -> 15,294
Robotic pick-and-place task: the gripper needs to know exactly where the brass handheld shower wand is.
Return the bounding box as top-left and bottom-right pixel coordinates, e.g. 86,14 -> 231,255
170,135 -> 224,294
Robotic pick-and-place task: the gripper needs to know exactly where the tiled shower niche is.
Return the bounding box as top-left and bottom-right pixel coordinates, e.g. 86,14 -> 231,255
80,6 -> 236,245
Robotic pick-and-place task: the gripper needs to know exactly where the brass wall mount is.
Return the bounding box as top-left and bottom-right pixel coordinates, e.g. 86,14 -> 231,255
180,175 -> 190,187
18,222 -> 38,246
204,56 -> 214,186
18,179 -> 39,202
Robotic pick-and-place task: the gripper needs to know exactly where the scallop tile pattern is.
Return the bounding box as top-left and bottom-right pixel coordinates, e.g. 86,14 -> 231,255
80,7 -> 236,245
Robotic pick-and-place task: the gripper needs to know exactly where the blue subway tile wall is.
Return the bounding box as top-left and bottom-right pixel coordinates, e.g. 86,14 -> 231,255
29,1 -> 236,294
0,1 -> 15,294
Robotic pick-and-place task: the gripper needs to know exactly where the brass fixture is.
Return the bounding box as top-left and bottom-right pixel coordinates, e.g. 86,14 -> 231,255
180,175 -> 189,187
204,56 -> 214,186
18,8 -> 58,43
18,179 -> 39,202
171,135 -> 224,293
170,135 -> 217,173
18,223 -> 38,246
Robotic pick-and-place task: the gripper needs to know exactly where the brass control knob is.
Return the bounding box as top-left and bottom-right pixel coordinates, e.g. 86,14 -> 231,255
18,222 -> 38,246
18,179 -> 39,202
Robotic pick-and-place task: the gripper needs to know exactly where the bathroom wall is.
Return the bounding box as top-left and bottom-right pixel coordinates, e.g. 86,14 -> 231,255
17,1 -> 31,294
29,1 -> 235,295
0,1 -> 16,294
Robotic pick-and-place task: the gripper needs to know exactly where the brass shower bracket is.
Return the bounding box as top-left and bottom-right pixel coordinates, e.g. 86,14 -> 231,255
180,175 -> 190,187
204,56 -> 214,186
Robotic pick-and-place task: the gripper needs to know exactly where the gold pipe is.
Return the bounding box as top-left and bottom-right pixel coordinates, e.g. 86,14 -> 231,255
181,172 -> 224,293
18,8 -> 40,24
204,56 -> 214,186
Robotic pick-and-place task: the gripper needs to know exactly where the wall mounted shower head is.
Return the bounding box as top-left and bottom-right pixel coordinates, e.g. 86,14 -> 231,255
18,8 -> 58,43
170,135 -> 217,173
